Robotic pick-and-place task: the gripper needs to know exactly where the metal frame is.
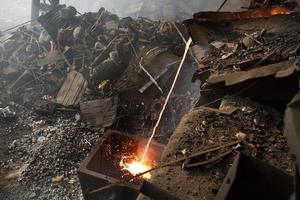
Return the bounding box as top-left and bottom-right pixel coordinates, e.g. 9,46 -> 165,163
78,130 -> 165,200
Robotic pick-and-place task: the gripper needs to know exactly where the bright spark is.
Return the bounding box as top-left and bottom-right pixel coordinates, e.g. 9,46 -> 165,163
120,157 -> 152,180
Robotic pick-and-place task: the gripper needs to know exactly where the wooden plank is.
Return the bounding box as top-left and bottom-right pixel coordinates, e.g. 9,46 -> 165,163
56,71 -> 87,106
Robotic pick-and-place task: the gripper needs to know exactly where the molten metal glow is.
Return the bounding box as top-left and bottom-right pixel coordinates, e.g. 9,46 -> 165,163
246,7 -> 291,19
120,156 -> 153,180
270,8 -> 290,15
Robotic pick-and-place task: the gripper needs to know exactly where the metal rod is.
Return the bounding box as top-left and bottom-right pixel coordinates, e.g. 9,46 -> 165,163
217,0 -> 229,12
2,19 -> 36,33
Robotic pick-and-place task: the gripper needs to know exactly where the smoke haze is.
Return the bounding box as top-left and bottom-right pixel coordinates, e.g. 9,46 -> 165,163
0,0 -> 249,30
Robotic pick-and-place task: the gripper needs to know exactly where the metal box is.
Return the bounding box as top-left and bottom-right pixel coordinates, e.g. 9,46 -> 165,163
78,130 -> 164,200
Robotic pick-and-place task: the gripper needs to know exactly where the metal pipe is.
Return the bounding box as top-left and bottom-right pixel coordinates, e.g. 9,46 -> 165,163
31,0 -> 40,20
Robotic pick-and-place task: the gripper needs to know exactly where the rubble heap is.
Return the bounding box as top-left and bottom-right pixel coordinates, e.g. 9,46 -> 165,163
200,30 -> 300,74
0,5 -> 190,200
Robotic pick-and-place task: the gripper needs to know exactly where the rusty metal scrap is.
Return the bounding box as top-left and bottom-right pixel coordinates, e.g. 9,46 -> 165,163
4,2 -> 300,199
194,59 -> 300,105
185,7 -> 300,110
80,96 -> 118,128
207,59 -> 299,86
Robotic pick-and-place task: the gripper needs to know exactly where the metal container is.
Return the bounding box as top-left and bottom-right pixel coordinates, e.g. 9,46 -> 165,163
78,130 -> 164,200
216,152 -> 293,200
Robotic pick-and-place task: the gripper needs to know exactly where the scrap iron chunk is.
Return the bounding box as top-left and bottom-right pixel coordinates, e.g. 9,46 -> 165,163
80,96 -> 118,128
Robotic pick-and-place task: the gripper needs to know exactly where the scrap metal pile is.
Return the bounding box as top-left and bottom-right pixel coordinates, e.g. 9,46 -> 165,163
185,3 -> 300,107
0,5 -> 195,200
2,2 -> 300,200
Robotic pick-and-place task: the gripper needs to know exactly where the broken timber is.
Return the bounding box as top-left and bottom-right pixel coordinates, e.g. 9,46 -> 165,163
56,71 -> 87,106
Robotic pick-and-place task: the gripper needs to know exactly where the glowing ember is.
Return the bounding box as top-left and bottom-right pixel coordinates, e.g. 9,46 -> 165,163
270,8 -> 290,15
120,156 -> 154,180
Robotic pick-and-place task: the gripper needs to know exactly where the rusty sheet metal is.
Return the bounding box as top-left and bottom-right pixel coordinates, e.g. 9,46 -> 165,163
56,71 -> 87,106
216,152 -> 293,200
80,96 -> 118,128
207,60 -> 298,86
